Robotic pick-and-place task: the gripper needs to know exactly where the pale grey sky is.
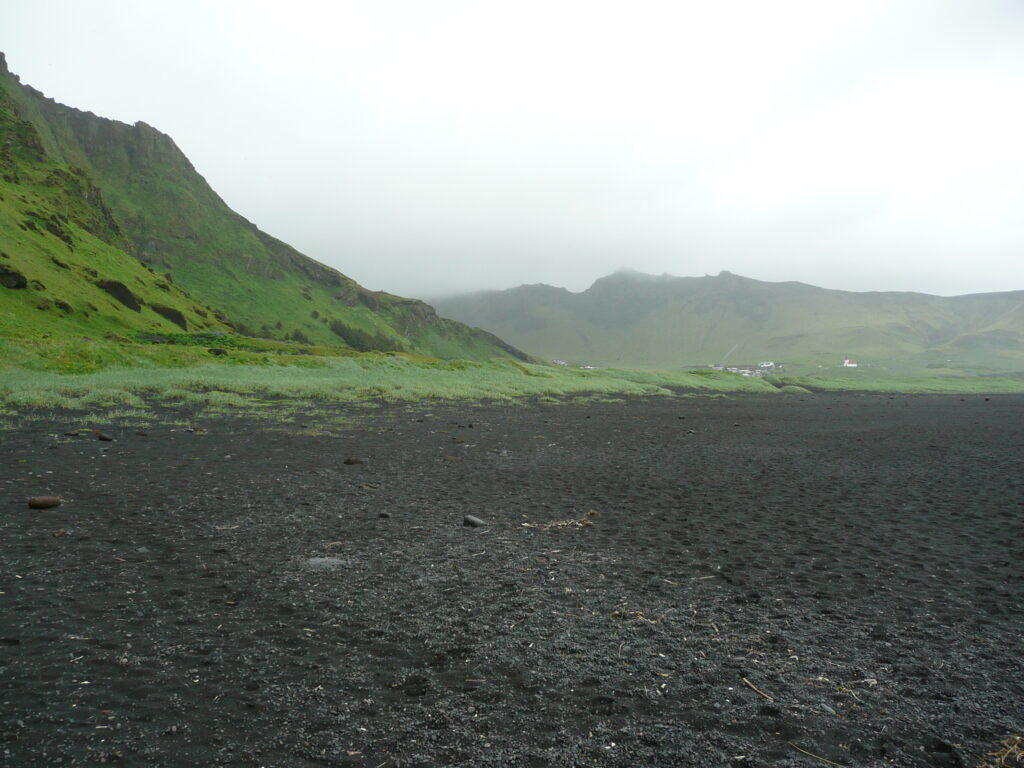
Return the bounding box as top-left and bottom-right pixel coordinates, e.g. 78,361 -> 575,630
3,1 -> 1023,297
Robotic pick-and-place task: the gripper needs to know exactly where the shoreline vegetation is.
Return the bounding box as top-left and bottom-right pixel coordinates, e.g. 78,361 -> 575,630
2,335 -> 1023,429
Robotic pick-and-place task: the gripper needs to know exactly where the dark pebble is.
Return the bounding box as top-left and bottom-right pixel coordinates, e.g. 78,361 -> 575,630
463,515 -> 486,527
28,496 -> 62,509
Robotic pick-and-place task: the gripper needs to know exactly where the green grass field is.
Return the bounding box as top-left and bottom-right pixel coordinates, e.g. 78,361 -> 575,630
0,347 -> 786,427
774,373 -> 1024,394
3,336 -> 1022,433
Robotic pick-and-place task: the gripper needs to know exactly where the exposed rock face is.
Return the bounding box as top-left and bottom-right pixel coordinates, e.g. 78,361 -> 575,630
96,279 -> 143,311
151,303 -> 188,330
0,266 -> 27,289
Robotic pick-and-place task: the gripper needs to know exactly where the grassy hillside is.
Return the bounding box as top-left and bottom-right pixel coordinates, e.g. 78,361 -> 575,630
0,77 -> 235,353
434,270 -> 1024,373
0,52 -> 527,362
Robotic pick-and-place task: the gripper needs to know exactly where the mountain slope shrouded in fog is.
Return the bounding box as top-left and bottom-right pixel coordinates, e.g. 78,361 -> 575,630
434,270 -> 1024,371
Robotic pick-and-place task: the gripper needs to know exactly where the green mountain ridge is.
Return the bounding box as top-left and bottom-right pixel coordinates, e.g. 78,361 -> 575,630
0,52 -> 527,363
434,269 -> 1024,372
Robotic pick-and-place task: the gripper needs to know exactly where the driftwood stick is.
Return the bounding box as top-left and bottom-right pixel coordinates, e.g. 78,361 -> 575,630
787,742 -> 848,768
741,677 -> 775,701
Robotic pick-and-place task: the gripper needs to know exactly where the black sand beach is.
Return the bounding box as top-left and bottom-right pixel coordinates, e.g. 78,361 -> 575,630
2,394 -> 1022,766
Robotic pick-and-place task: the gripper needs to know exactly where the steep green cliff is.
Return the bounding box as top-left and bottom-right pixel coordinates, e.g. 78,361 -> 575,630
0,52 -> 528,362
0,62 -> 233,349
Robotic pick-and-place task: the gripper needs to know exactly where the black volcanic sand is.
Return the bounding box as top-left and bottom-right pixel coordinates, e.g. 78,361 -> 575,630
2,394 -> 1022,767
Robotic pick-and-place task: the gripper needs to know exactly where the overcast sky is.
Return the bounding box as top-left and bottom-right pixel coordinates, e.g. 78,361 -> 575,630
3,1 -> 1023,298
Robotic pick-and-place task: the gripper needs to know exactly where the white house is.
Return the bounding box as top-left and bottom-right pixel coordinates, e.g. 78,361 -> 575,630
843,358 -> 858,368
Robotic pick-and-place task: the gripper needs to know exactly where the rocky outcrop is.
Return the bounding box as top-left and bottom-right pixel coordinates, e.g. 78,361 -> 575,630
151,304 -> 188,330
0,266 -> 27,289
96,279 -> 143,311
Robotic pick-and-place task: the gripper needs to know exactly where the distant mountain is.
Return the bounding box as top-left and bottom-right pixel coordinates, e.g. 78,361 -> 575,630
0,53 -> 527,361
434,269 -> 1024,372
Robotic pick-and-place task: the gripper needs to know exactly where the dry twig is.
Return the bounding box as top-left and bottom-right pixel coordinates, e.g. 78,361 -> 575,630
742,677 -> 775,702
522,516 -> 594,530
981,735 -> 1024,768
787,742 -> 848,767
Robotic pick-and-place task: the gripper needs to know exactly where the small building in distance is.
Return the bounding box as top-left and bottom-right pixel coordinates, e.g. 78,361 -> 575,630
843,358 -> 859,368
710,361 -> 784,377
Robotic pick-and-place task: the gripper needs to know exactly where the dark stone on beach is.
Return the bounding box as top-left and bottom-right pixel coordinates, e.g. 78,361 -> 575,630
463,515 -> 486,527
28,496 -> 62,509
343,456 -> 364,465
378,511 -> 391,518
96,432 -> 114,442
305,557 -> 346,571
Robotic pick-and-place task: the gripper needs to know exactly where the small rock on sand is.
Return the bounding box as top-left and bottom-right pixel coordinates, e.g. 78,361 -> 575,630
28,496 -> 62,509
343,457 -> 364,465
304,557 -> 347,571
463,515 -> 486,527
